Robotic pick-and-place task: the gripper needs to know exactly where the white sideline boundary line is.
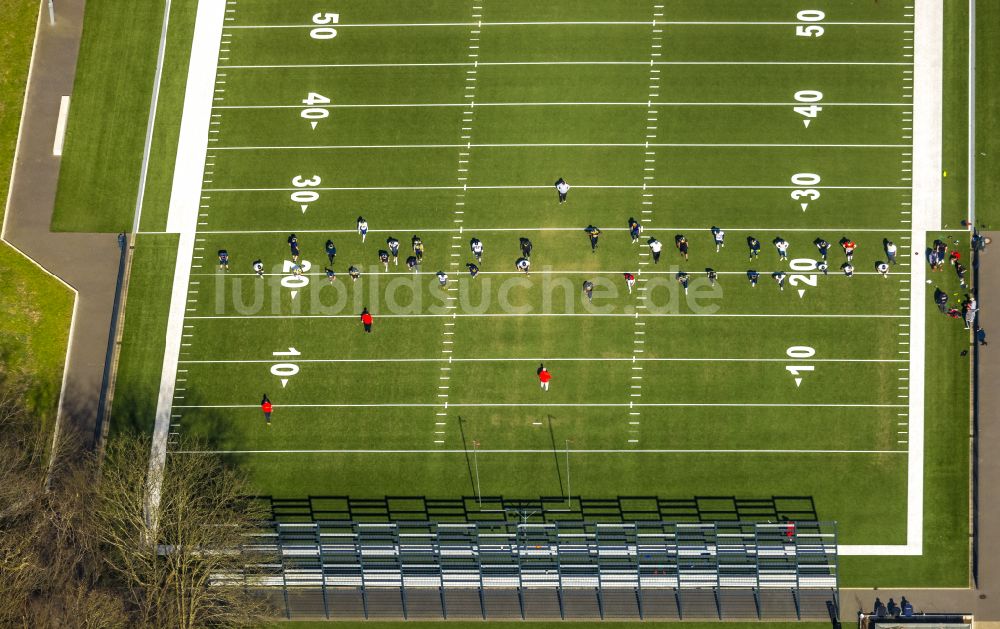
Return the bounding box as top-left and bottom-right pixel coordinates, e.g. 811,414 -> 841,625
148,0 -> 226,524
843,0 -> 941,559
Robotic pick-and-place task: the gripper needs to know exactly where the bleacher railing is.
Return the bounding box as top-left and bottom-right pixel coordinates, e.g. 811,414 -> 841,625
238,520 -> 838,621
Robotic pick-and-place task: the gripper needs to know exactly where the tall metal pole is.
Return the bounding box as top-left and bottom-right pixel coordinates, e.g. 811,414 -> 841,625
473,440 -> 482,507
47,0 -> 55,25
565,439 -> 571,509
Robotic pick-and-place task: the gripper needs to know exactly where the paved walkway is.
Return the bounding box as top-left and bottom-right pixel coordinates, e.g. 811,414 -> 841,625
1,0 -> 121,448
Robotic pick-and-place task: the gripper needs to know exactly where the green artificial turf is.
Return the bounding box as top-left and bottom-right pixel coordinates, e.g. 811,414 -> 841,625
0,0 -> 74,431
108,234 -> 177,436
138,0 -> 199,232
942,0 -> 970,231
51,0 -> 166,232
975,0 -> 1000,228
106,0 -> 971,589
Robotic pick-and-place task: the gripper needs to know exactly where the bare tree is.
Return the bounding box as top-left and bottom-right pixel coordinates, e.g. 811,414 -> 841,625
96,434 -> 272,628
0,385 -> 128,627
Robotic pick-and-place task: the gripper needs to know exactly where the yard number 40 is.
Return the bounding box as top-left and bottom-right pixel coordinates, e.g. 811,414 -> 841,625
301,92 -> 330,129
793,90 -> 823,127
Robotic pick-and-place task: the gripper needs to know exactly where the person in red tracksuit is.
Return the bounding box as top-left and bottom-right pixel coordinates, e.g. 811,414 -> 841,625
537,364 -> 551,391
261,394 -> 272,426
361,307 -> 373,333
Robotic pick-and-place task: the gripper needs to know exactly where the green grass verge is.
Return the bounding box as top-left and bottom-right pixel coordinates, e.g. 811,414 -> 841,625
108,233 -> 176,436
0,0 -> 74,430
51,0 -> 165,232
0,245 -> 73,428
943,0 -> 970,230
138,0 -> 198,232
976,0 -> 1000,227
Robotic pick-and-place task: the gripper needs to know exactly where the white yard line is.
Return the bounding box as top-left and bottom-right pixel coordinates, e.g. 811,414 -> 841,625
186,312 -> 908,320
214,142 -> 909,150
179,357 -> 907,364
223,21 -> 912,29
175,448 -> 906,455
148,0 -> 227,524
200,184 -> 910,192
221,61 -> 914,69
215,101 -> 913,109
191,270 -> 909,277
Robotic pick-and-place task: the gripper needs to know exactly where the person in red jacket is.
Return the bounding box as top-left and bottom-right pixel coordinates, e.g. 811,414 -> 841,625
261,394 -> 272,426
537,364 -> 551,391
360,307 -> 373,333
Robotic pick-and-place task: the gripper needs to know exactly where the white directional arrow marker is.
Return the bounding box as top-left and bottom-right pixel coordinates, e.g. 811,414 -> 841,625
280,378 -> 289,388
794,377 -> 803,387
290,290 -> 298,299
803,119 -> 811,128
310,121 -> 318,130
797,289 -> 805,298
300,205 -> 309,213
800,203 -> 809,211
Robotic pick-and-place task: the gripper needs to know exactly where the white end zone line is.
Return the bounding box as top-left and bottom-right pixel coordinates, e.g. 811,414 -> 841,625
148,0 -> 226,524
841,0 -> 939,558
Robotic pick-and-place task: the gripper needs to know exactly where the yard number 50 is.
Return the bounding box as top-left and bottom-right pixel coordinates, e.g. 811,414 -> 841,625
795,10 -> 825,37
311,13 -> 340,39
